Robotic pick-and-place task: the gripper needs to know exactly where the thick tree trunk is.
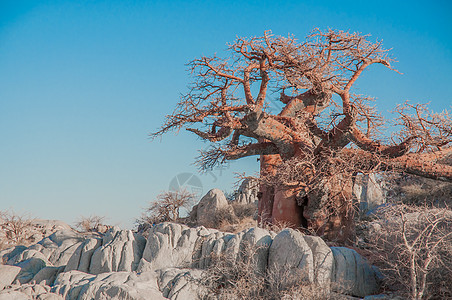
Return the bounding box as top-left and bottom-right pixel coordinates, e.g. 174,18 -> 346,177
271,187 -> 305,228
257,154 -> 280,225
258,155 -> 355,242
304,174 -> 355,243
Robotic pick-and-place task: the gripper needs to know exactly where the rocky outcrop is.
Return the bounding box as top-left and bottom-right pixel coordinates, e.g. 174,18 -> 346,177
234,178 -> 259,205
0,221 -> 383,299
196,189 -> 229,228
51,270 -> 165,300
89,228 -> 146,274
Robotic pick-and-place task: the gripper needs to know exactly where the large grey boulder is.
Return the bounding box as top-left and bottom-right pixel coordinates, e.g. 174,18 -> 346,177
239,227 -> 273,274
89,228 -> 146,274
331,247 -> 380,297
197,189 -> 229,228
52,270 -> 165,300
268,229 -> 315,284
141,223 -> 274,274
304,235 -> 334,289
6,249 -> 49,267
0,265 -> 21,291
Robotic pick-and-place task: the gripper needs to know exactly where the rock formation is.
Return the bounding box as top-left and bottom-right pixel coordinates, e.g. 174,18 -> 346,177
0,220 -> 382,299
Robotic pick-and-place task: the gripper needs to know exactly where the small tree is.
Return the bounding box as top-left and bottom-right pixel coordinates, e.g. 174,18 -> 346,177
141,189 -> 195,224
369,205 -> 452,299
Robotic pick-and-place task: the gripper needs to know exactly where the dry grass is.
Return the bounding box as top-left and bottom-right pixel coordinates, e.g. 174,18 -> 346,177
214,203 -> 258,233
385,174 -> 452,208
196,243 -> 334,300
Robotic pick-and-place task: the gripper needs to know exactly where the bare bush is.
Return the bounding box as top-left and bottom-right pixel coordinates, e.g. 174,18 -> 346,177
231,202 -> 257,219
367,204 -> 452,299
385,173 -> 452,208
74,215 -> 107,233
139,189 -> 195,225
204,202 -> 258,233
0,209 -> 34,249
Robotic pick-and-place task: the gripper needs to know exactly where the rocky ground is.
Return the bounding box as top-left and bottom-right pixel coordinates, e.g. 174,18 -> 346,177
0,217 -> 391,300
0,178 -> 418,300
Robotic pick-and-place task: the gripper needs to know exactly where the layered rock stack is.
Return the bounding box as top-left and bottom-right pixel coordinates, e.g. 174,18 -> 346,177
0,221 -> 382,299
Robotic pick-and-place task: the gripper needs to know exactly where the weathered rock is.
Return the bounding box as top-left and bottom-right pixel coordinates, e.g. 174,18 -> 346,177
0,290 -> 30,300
1,221 -> 383,299
353,174 -> 385,215
0,246 -> 27,265
234,178 -> 259,205
15,257 -> 49,284
159,268 -> 206,300
37,230 -> 84,267
0,265 -> 21,291
0,283 -> 62,300
197,189 -> 229,228
303,235 -> 333,289
240,227 -> 273,274
268,228 -> 314,284
52,270 -> 165,300
64,237 -> 102,273
5,249 -> 48,267
89,228 -> 146,274
331,247 -> 380,297
141,223 -> 211,271
32,266 -> 65,286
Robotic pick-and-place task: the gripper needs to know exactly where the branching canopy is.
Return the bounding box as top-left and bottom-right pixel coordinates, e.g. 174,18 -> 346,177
152,29 -> 452,183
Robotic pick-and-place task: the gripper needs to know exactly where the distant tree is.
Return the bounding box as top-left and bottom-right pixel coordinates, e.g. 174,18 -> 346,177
152,29 -> 452,242
141,189 -> 195,224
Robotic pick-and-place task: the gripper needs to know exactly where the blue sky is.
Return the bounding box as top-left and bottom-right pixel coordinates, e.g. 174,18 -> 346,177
1,0 -> 451,228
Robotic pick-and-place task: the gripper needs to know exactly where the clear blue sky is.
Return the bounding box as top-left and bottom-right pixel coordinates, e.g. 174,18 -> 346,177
1,0 -> 451,228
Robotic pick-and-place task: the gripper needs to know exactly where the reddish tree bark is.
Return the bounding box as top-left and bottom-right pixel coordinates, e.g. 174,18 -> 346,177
153,29 -> 452,242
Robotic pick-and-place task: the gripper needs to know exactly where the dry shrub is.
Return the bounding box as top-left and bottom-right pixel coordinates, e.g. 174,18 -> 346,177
0,209 -> 34,250
74,215 -> 107,233
197,243 -> 333,300
138,189 -> 195,226
385,174 -> 452,208
214,203 -> 258,233
367,204 -> 452,300
231,202 -> 257,219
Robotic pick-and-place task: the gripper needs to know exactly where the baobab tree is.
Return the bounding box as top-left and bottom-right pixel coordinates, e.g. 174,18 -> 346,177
152,29 -> 452,242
